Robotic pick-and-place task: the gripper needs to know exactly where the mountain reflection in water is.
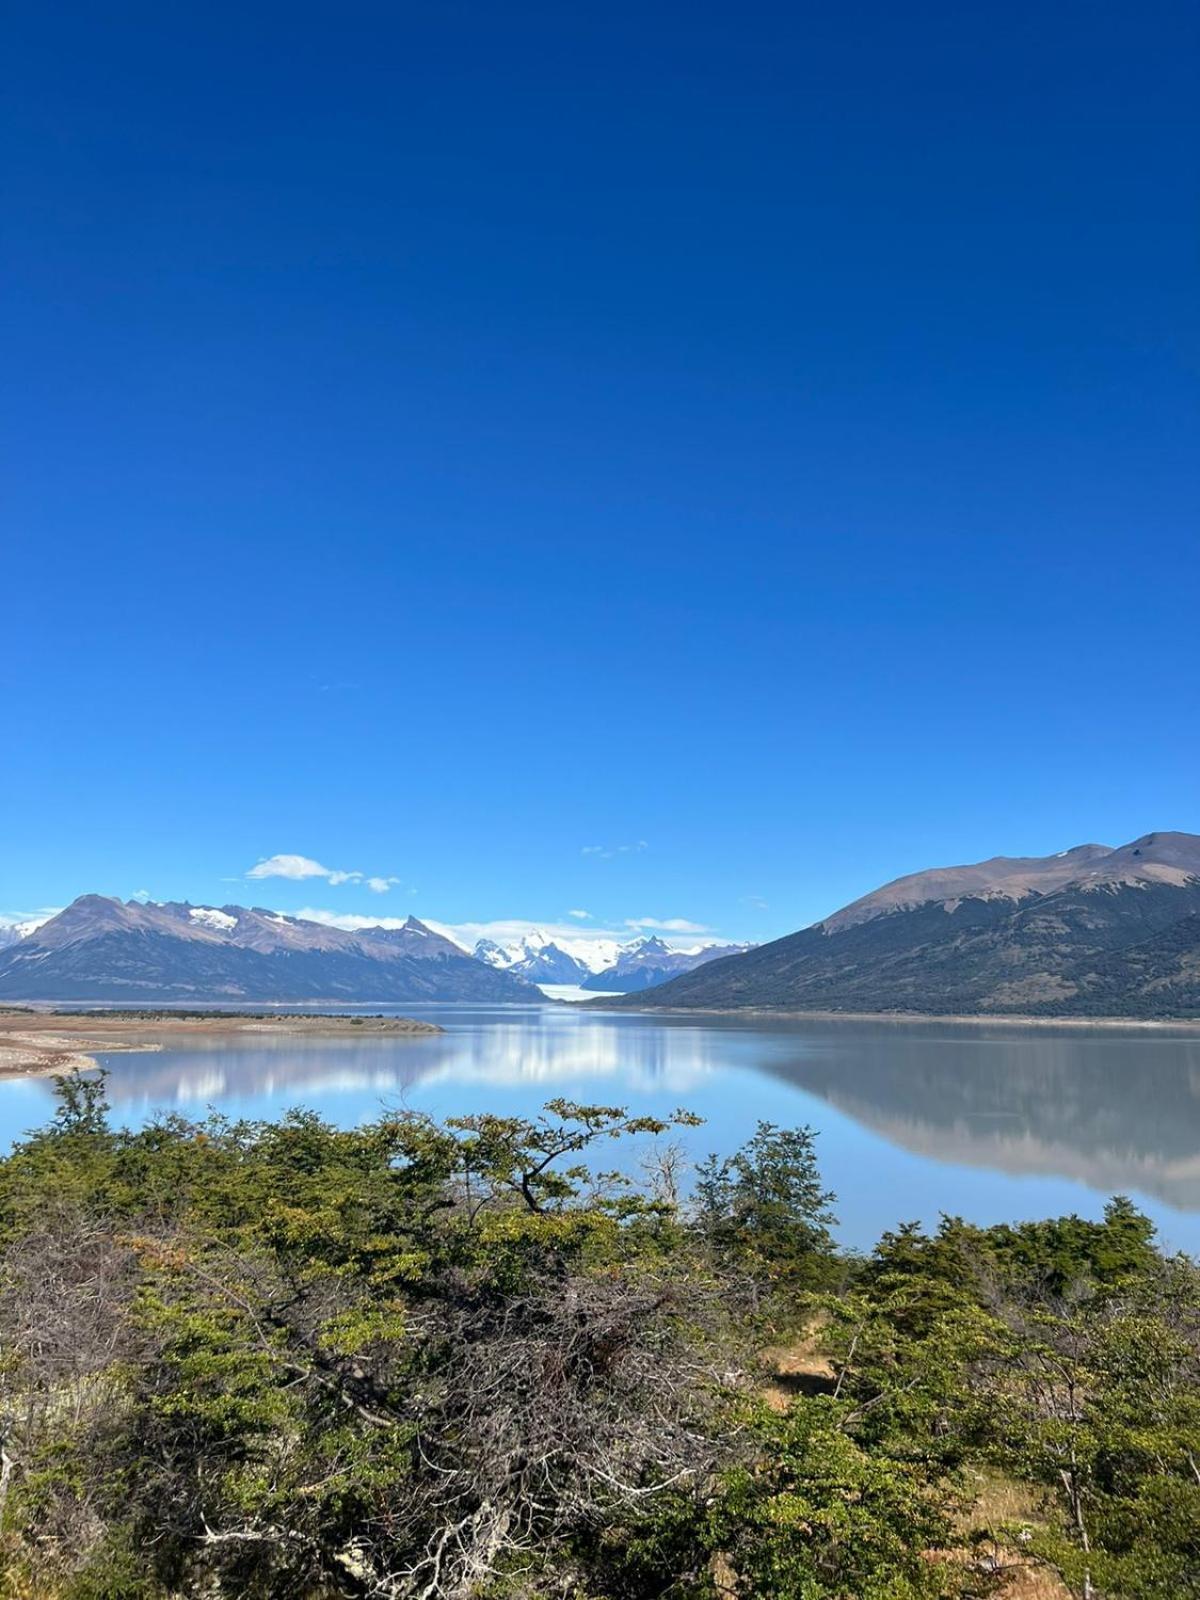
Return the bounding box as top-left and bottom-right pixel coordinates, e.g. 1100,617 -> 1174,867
3,1007 -> 1198,1248
758,1020 -> 1200,1213
95,1011 -> 725,1104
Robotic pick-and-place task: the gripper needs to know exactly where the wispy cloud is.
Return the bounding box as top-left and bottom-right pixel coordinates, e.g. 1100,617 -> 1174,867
581,840 -> 648,860
567,908 -> 591,919
247,854 -> 400,892
740,895 -> 769,911
624,916 -> 711,934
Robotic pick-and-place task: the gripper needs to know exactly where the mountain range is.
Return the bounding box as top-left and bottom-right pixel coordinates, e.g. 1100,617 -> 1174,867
0,901 -> 745,1005
6,831 -> 1200,1016
579,935 -> 754,992
473,932 -> 598,985
0,898 -> 542,1004
609,832 -> 1200,1019
471,931 -> 751,990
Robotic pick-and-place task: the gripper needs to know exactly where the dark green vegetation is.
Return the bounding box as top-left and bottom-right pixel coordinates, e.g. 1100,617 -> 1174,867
1,1079 -> 1197,1599
617,879 -> 1200,1019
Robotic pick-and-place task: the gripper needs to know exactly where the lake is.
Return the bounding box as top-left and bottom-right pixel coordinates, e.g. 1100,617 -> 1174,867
2,1003 -> 1199,1254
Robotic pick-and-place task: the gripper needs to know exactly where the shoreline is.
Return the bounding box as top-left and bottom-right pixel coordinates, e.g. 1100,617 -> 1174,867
3,999 -> 1198,1083
0,1008 -> 443,1081
577,1002 -> 1200,1032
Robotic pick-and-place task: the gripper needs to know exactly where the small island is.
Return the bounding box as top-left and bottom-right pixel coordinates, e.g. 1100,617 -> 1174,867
0,1007 -> 442,1080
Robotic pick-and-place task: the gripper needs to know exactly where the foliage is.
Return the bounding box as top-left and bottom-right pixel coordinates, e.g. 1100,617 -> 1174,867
0,1073 -> 1196,1598
694,1121 -> 838,1301
710,1399 -> 961,1599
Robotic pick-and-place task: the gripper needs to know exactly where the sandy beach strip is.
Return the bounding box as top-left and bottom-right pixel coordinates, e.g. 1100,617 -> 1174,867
0,1008 -> 442,1080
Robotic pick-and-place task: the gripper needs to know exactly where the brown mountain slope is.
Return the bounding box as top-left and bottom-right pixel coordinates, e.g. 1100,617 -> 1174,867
613,832 -> 1200,1019
0,897 -> 540,1004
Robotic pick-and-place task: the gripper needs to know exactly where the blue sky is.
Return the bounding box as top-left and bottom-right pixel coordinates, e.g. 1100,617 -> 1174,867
4,0 -> 1197,947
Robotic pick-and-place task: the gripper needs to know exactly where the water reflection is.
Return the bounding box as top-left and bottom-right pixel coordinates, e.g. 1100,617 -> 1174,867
91,1011 -> 725,1107
757,1020 -> 1200,1211
5,1008 -> 1199,1238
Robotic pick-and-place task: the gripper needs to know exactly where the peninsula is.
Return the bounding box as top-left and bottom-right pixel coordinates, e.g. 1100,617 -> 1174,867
0,1008 -> 442,1080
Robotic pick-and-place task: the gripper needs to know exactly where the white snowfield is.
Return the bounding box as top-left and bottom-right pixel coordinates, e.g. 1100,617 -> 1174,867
188,907 -> 238,932
474,932 -> 676,975
0,913 -> 58,948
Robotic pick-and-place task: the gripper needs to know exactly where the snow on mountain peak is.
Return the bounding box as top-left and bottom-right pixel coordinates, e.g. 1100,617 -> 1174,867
0,915 -> 53,950
188,907 -> 238,933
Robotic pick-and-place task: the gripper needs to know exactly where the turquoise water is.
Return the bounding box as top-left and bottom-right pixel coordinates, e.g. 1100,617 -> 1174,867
3,1005 -> 1198,1254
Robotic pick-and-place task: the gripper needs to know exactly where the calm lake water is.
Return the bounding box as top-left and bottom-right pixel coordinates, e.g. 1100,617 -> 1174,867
3,1004 -> 1199,1254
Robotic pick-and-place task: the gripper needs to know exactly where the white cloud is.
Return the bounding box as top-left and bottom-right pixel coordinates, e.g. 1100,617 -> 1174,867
247,854 -> 400,893
248,854 -> 346,882
624,917 -> 712,934
567,908 -> 591,919
294,906 -> 435,933
740,895 -> 770,911
290,909 -> 721,956
426,917 -> 625,951
581,840 -> 648,860
0,907 -> 60,934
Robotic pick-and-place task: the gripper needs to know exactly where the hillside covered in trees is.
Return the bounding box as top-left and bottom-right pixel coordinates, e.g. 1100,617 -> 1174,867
0,1079 -> 1197,1599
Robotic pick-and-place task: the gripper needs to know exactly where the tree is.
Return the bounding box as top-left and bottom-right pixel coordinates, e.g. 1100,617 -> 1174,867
694,1122 -> 837,1300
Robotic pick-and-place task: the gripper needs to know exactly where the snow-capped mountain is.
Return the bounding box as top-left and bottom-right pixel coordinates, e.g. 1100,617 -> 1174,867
580,936 -> 756,993
0,916 -> 52,950
473,932 -> 592,985
0,898 -> 541,1004
473,929 -> 757,994
0,900 -> 755,1002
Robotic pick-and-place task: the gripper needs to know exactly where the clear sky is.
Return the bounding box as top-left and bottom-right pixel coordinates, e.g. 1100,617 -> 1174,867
4,0 -> 1197,948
